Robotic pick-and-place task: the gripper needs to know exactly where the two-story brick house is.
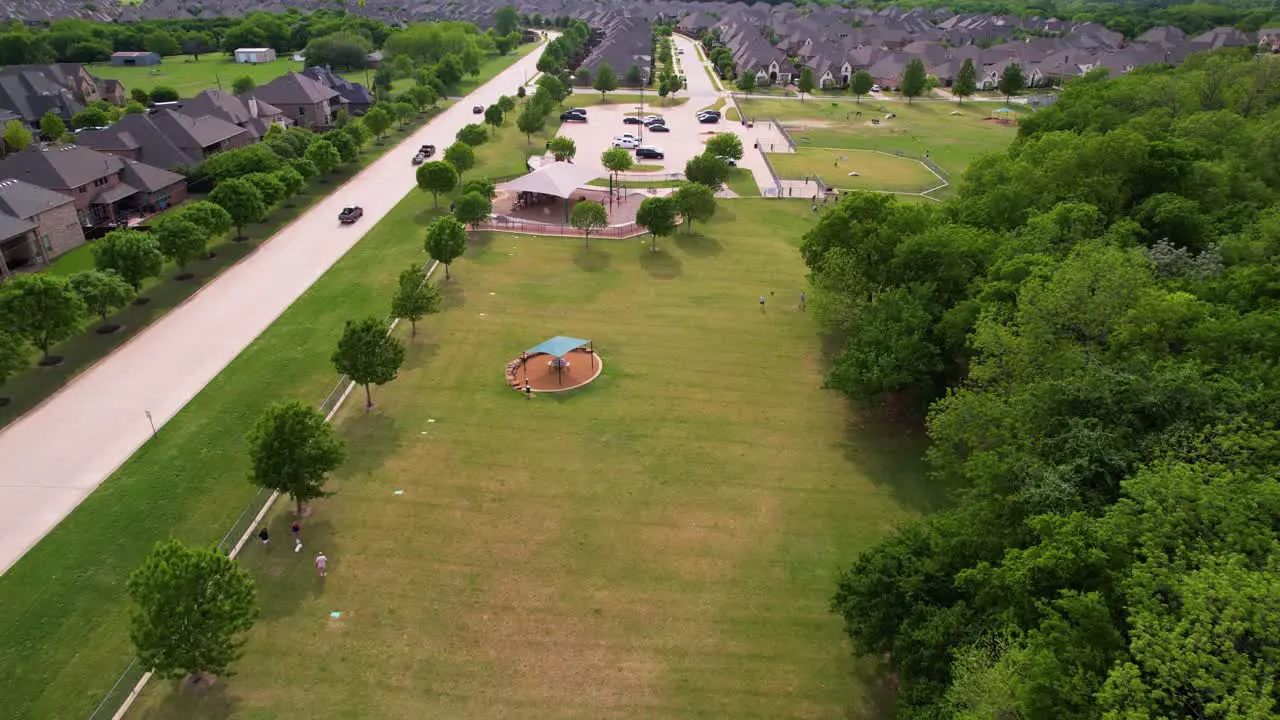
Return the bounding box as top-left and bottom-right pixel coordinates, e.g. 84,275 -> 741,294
0,145 -> 186,229
77,109 -> 252,171
0,178 -> 86,277
246,72 -> 343,130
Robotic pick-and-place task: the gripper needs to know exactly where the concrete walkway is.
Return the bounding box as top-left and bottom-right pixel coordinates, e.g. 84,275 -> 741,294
0,43 -> 547,575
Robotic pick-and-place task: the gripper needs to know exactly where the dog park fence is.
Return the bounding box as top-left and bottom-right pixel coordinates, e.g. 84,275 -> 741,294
87,259 -> 443,720
477,216 -> 648,239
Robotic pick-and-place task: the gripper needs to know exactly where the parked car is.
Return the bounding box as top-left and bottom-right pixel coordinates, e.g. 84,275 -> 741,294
698,114 -> 720,124
622,116 -> 644,125
564,108 -> 587,116
613,136 -> 641,149
718,156 -> 737,166
339,206 -> 363,224
870,85 -> 881,93
560,111 -> 588,122
699,109 -> 722,118
635,145 -> 665,159
472,105 -> 484,114
641,115 -> 664,125
649,124 -> 670,132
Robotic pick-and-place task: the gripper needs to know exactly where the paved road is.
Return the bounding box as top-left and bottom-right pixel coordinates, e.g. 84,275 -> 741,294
0,42 -> 547,575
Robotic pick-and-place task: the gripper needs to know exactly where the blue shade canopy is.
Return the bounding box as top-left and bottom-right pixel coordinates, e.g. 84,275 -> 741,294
526,336 -> 590,358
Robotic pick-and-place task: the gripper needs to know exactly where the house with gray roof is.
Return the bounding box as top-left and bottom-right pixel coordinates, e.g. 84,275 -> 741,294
76,109 -> 251,171
245,72 -> 342,129
177,89 -> 289,140
0,177 -> 85,278
580,14 -> 653,86
0,145 -> 186,229
301,66 -> 375,115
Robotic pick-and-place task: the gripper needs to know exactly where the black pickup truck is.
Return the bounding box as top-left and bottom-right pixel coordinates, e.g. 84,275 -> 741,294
339,206 -> 364,224
412,144 -> 436,164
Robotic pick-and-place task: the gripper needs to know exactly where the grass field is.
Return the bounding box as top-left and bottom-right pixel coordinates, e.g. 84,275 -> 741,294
769,147 -> 943,194
91,55 -> 305,96
0,66 -> 544,720
740,98 -> 1017,179
126,197 -> 933,719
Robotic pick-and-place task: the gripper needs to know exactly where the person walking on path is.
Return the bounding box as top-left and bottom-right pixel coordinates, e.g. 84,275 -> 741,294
291,521 -> 302,552
315,551 -> 328,578
524,379 -> 533,399
759,295 -> 767,314
258,527 -> 270,547
799,291 -> 806,311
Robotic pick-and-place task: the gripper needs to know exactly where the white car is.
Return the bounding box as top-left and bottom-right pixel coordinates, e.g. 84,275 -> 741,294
870,84 -> 881,92
613,135 -> 640,149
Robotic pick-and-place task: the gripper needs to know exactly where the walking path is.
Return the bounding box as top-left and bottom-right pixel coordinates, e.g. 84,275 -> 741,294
0,43 -> 547,575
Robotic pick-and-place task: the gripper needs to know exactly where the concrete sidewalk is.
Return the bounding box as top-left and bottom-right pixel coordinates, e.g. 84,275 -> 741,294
0,43 -> 547,575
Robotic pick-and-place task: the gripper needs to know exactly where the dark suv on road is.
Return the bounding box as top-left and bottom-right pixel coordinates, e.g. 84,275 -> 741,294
635,146 -> 665,159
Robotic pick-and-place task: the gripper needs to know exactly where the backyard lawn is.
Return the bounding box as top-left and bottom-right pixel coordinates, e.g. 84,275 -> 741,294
90,55 -> 305,96
769,147 -> 944,194
739,98 -> 1018,179
127,198 -> 933,719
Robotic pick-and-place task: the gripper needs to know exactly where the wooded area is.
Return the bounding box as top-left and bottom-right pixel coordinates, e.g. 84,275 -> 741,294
809,49 -> 1280,718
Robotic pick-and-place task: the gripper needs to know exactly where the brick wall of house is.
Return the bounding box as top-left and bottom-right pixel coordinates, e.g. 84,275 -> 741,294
59,169 -> 126,214
32,200 -> 86,260
143,181 -> 187,211
276,101 -> 332,129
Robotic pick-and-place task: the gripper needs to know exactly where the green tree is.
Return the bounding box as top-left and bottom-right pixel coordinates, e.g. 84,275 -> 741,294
208,178 -> 266,240
180,200 -> 233,240
415,161 -> 458,208
68,270 -> 135,328
304,139 -> 341,175
123,101 -> 146,115
457,123 -> 488,146
391,101 -> 414,128
151,214 -> 208,276
901,58 -> 927,103
362,106 -> 392,141
390,264 -> 442,337
291,157 -> 318,182
325,131 -> 358,163
39,111 -> 66,142
494,4 -> 520,36
231,76 -> 256,95
673,182 -> 718,232
625,64 -> 644,86
71,105 -> 109,129
683,152 -> 730,188
127,540 -> 257,682
953,58 -> 977,104
705,133 -> 744,161
453,191 -> 492,229
998,62 -> 1026,103
424,215 -> 467,279
303,31 -> 373,71
331,317 -> 406,409
149,86 -> 178,103
635,195 -> 678,252
130,88 -> 151,105
92,229 -> 164,292
443,142 -> 475,178
570,200 -> 608,247
601,146 -> 633,196
0,330 -> 28,400
797,67 -> 816,101
515,104 -> 545,145
180,31 -> 214,60
241,172 -> 285,207
548,135 -> 576,162
460,178 -> 496,200
593,62 -> 618,100
2,120 -> 32,154
497,95 -> 516,113
390,54 -> 414,81
483,104 -> 504,128
246,399 -> 346,513
143,30 -> 181,57
273,166 -> 304,202
850,70 -> 873,103
0,274 -> 84,362
736,70 -> 756,93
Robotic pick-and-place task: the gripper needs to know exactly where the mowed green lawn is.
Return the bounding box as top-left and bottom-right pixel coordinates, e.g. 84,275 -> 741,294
129,199 -> 932,719
90,55 -> 305,96
769,147 -> 943,193
740,98 -> 1017,179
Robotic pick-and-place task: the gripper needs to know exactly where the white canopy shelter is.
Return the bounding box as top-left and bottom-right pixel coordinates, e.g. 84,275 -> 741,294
497,161 -> 600,199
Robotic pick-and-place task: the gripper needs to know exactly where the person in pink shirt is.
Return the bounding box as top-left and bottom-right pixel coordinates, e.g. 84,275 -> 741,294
315,552 -> 328,578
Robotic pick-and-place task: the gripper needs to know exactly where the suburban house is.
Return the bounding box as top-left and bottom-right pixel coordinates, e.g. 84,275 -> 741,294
301,67 -> 375,115
234,48 -> 277,64
1260,28 -> 1280,52
245,72 -> 341,129
110,51 -> 161,67
579,14 -> 652,86
76,109 -> 252,170
0,63 -> 121,128
0,178 -> 85,278
178,89 -> 290,139
0,145 -> 186,229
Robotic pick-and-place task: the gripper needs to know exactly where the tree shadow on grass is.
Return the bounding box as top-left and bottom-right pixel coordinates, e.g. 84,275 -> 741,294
840,407 -> 952,515
574,245 -> 611,272
638,247 -> 683,279
133,673 -> 240,720
674,230 -> 723,257
336,409 -> 405,478
845,655 -> 902,720
439,276 -> 467,310
399,337 -> 440,373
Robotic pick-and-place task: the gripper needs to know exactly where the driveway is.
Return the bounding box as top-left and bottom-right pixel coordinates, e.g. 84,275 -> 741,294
0,43 -> 547,575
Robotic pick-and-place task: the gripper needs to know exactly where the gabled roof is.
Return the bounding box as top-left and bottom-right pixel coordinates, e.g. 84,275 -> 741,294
76,112 -> 199,170
248,72 -> 340,106
150,109 -> 248,149
0,178 -> 73,219
0,211 -> 37,242
120,159 -> 184,192
0,144 -> 126,189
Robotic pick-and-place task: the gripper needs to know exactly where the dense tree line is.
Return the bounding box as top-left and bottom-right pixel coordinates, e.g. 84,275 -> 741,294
808,49 -> 1280,718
